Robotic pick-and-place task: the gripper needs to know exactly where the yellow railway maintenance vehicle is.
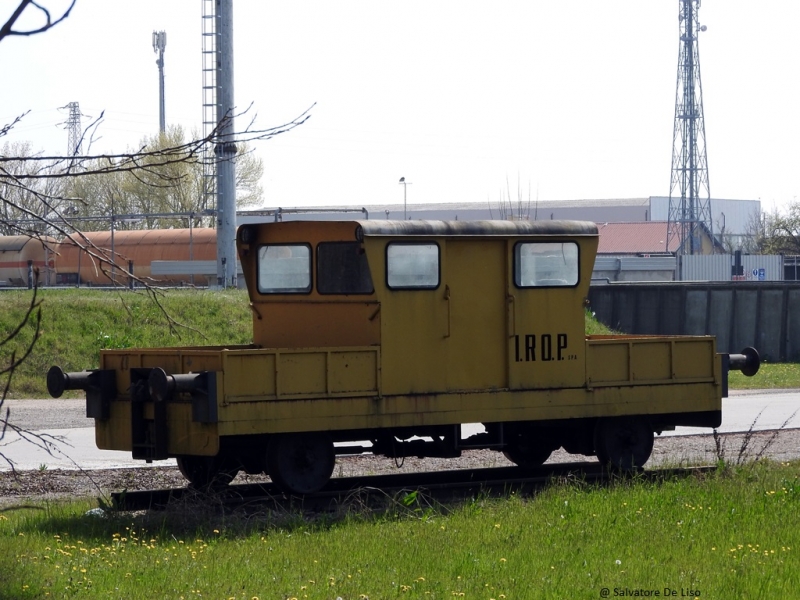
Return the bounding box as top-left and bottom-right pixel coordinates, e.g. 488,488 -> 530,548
48,220 -> 760,495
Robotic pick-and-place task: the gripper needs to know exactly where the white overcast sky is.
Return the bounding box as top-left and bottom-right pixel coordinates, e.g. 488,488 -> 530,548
1,1 -> 799,212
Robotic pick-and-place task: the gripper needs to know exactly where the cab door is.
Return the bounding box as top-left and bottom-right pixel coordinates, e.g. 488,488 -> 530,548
444,239 -> 506,391
507,239 -> 587,390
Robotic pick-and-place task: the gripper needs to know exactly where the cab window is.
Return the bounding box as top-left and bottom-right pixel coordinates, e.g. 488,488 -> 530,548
386,242 -> 439,289
317,242 -> 374,294
515,242 -> 579,287
257,244 -> 312,293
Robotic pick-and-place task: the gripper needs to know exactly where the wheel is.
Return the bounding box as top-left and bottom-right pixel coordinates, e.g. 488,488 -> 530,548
267,433 -> 335,495
594,417 -> 654,470
503,439 -> 552,468
176,455 -> 239,488
502,426 -> 553,468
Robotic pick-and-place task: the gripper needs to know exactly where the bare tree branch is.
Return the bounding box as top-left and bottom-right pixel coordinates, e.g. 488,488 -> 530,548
0,105 -> 314,181
0,0 -> 76,42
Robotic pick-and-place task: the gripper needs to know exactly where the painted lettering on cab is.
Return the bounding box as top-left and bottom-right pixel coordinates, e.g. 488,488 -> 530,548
514,333 -> 569,362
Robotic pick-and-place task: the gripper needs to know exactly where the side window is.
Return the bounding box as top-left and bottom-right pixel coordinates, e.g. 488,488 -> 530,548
257,244 -> 312,293
317,242 -> 374,294
515,242 -> 579,287
386,243 -> 439,289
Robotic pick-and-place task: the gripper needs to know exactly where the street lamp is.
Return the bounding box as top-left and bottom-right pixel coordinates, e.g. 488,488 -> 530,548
398,177 -> 411,220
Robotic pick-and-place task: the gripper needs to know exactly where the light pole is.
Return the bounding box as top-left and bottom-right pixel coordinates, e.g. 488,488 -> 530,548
398,177 -> 411,220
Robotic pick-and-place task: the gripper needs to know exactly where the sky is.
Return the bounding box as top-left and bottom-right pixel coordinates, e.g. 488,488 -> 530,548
1,0 -> 799,213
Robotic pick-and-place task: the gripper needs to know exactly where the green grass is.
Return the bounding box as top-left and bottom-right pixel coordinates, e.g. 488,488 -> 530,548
728,362 -> 800,390
0,289 -> 253,398
1,462 -> 799,599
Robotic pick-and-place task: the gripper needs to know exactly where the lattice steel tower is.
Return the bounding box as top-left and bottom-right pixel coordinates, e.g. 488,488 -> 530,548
64,101 -> 82,156
201,0 -> 219,215
666,0 -> 712,256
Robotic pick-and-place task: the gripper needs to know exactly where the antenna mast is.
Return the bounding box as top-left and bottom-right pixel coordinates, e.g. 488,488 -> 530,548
666,0 -> 712,257
152,30 -> 167,133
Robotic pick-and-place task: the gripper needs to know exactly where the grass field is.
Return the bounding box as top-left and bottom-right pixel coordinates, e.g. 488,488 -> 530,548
1,462 -> 799,599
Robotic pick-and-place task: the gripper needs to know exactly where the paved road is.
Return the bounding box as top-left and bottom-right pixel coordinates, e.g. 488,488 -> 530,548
1,389 -> 798,471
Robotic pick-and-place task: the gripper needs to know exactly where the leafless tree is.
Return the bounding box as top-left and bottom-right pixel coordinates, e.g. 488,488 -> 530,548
489,175 -> 534,221
0,0 -> 311,471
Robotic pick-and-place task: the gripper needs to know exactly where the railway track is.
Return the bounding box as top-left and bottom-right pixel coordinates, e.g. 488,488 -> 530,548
111,462 -> 717,512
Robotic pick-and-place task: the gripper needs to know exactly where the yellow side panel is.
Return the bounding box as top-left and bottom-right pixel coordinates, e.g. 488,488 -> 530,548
586,342 -> 629,384
221,347 -> 380,402
673,339 -> 716,379
631,342 -> 672,381
329,351 -> 379,393
252,301 -> 380,348
224,353 -> 276,397
586,336 -> 718,387
281,353 -> 327,395
216,381 -> 720,436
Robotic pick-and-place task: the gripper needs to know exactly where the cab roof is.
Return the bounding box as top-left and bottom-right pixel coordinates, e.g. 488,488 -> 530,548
355,219 -> 598,238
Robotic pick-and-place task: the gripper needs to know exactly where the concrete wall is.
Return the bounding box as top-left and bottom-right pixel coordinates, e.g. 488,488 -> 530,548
587,282 -> 800,362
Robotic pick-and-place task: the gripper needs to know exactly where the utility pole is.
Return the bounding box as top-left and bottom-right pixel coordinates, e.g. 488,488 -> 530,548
152,30 -> 167,133
666,0 -> 712,258
215,0 -> 237,288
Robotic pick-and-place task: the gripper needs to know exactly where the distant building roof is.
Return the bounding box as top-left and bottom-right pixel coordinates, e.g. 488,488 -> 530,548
596,222 -> 678,254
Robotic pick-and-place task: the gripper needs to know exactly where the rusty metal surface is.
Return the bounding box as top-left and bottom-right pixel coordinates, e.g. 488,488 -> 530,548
356,220 -> 598,237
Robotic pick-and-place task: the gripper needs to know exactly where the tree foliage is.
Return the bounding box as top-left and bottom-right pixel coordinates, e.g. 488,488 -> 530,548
0,141 -> 66,235
742,203 -> 800,255
65,126 -> 265,231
